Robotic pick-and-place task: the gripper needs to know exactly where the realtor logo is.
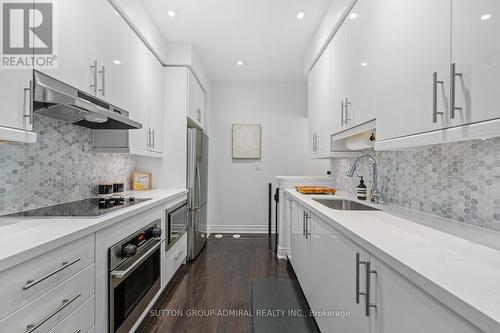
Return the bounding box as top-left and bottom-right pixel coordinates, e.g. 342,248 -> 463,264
1,0 -> 57,68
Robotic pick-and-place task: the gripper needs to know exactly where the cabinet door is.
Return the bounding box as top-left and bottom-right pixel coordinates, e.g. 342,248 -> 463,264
96,0 -> 130,110
330,21 -> 349,134
343,0 -> 376,127
369,258 -> 480,333
289,202 -> 309,290
0,69 -> 33,132
35,0 -> 97,95
309,217 -> 370,333
128,32 -> 150,152
373,0 -> 451,141
148,54 -> 164,153
451,0 -> 500,127
308,45 -> 331,153
188,71 -> 204,127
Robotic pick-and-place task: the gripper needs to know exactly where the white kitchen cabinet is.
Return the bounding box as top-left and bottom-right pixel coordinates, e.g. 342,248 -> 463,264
308,215 -> 370,333
308,44 -> 331,154
372,0 -> 451,141
369,258 -> 480,333
450,0 -> 500,127
188,71 -> 205,129
162,233 -> 187,288
330,18 -> 349,135
148,52 -> 165,153
289,200 -> 311,295
96,0 -> 131,110
128,32 -> 151,152
35,0 -> 97,95
0,69 -> 36,143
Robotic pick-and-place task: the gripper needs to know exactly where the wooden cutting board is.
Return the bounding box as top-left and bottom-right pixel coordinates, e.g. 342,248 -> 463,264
295,185 -> 336,195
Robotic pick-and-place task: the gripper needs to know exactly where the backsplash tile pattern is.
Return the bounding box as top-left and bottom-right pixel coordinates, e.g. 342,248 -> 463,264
0,116 -> 136,215
330,138 -> 500,231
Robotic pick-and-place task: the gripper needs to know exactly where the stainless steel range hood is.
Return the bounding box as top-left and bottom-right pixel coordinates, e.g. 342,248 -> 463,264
33,70 -> 142,130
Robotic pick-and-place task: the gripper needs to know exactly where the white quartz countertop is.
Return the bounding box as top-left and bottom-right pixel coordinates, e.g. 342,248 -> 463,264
286,189 -> 500,333
0,189 -> 188,273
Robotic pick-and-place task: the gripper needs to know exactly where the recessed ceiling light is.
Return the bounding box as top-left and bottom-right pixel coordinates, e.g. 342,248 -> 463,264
361,62 -> 368,67
167,10 -> 177,18
481,13 -> 491,20
349,13 -> 358,20
113,60 -> 121,65
236,60 -> 244,66
296,12 -> 305,20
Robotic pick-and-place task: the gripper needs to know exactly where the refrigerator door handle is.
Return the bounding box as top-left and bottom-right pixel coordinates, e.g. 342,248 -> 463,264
196,163 -> 202,210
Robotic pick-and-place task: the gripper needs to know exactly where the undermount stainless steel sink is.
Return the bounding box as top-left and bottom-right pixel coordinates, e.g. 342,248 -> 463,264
313,199 -> 380,211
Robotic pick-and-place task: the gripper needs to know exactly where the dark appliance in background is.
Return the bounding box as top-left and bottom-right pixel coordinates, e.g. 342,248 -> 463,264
166,200 -> 188,249
108,221 -> 162,333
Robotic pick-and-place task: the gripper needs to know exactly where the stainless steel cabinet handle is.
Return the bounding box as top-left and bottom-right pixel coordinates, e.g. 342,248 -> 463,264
302,211 -> 306,236
90,60 -> 98,94
196,108 -> 201,122
365,261 -> 377,317
26,293 -> 81,333
23,80 -> 33,126
432,72 -> 444,123
147,128 -> 152,149
344,98 -> 351,126
356,253 -> 367,304
175,250 -> 185,261
341,100 -> 345,126
23,258 -> 81,290
152,129 -> 155,149
98,65 -> 106,96
306,213 -> 311,239
450,63 -> 462,119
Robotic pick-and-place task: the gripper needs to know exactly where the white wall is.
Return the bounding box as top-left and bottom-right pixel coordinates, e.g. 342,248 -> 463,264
208,82 -> 328,233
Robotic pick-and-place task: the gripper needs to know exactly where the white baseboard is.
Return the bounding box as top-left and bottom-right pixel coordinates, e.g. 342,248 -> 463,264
277,246 -> 291,260
209,224 -> 276,234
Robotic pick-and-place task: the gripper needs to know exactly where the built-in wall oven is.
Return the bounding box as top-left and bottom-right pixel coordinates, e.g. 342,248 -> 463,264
109,220 -> 162,333
166,200 -> 188,249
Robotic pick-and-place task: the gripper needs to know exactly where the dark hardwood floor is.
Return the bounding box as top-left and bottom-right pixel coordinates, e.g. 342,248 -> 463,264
138,234 -> 293,333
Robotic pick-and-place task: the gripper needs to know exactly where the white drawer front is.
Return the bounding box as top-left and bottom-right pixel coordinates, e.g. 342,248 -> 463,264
163,233 -> 187,285
0,264 -> 94,333
48,296 -> 94,333
0,234 -> 95,319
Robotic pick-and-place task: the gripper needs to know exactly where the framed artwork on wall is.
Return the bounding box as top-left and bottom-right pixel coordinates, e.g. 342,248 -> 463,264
232,124 -> 261,159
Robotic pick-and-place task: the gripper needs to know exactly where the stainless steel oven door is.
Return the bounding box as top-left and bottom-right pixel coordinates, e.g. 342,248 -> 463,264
109,239 -> 161,333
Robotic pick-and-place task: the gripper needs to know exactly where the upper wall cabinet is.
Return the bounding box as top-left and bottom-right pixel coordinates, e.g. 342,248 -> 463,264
372,0 -> 452,142
35,0 -> 98,96
188,71 -> 206,130
373,0 -> 500,149
331,0 -> 376,135
451,0 -> 500,127
308,44 -> 332,155
96,0 -> 131,111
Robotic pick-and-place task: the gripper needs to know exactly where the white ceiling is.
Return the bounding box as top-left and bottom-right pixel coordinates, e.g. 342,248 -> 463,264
140,0 -> 332,82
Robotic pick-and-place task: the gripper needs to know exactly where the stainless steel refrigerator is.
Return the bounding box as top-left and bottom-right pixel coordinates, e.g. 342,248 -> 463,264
187,128 -> 209,260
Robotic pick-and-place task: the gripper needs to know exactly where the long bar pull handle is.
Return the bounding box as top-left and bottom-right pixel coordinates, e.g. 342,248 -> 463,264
26,294 -> 81,333
152,129 -> 155,149
90,60 -> 98,94
98,65 -> 106,96
345,98 -> 351,126
23,258 -> 81,290
23,80 -> 34,126
365,261 -> 377,317
305,213 -> 311,238
432,72 -> 444,123
356,253 -> 367,304
341,100 -> 345,126
302,211 -> 306,236
450,63 -> 462,119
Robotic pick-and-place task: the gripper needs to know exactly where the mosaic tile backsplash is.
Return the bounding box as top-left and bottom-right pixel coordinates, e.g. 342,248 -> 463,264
330,138 -> 500,231
0,116 -> 137,215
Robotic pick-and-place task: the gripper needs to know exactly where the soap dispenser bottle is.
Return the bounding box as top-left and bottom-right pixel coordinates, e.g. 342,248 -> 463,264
357,176 -> 367,200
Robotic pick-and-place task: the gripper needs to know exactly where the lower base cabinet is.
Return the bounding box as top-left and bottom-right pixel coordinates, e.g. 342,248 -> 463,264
287,196 -> 481,333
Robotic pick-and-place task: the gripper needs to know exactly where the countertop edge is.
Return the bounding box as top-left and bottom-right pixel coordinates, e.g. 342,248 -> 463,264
0,189 -> 188,273
285,189 -> 499,333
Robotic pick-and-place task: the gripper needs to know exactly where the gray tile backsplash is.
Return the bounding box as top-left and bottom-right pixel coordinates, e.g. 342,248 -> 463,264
330,138 -> 500,231
0,116 -> 137,215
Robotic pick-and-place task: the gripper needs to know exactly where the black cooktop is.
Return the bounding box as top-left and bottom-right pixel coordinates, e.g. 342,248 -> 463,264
6,197 -> 152,217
